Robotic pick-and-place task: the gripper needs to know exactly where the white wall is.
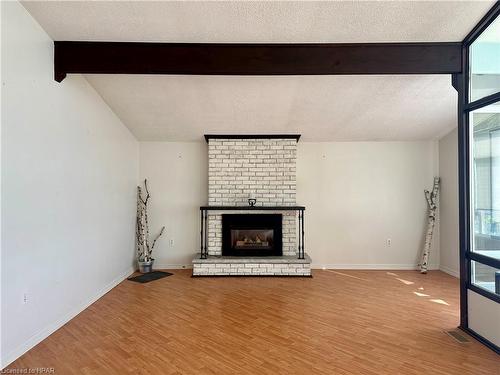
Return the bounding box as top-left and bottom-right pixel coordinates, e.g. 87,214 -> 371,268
1,2 -> 139,367
139,142 -> 207,267
297,142 -> 439,269
140,141 -> 439,269
468,290 -> 500,347
438,128 -> 459,277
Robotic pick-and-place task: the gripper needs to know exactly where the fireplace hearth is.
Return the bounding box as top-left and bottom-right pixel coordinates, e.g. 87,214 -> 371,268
222,214 -> 282,256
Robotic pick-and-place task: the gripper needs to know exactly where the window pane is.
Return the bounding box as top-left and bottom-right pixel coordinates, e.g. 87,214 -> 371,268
471,261 -> 500,296
469,16 -> 500,102
471,101 -> 500,260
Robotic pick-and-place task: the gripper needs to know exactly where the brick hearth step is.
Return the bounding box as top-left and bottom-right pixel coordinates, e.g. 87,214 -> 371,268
192,254 -> 311,277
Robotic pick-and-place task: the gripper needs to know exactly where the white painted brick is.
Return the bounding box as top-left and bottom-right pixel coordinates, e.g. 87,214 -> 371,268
272,264 -> 286,268
207,138 -> 297,256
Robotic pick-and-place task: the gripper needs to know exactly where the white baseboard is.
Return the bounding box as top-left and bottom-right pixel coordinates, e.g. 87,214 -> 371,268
311,263 -> 440,271
1,266 -> 135,369
154,263 -> 442,271
439,265 -> 459,278
154,263 -> 193,270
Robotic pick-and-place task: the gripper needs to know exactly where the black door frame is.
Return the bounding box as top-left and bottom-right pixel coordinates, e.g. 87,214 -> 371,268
457,2 -> 500,354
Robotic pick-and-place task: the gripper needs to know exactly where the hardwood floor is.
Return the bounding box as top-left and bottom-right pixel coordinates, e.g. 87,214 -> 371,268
7,270 -> 499,374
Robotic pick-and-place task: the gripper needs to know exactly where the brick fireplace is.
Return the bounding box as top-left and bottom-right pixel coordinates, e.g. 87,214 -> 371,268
192,135 -> 311,276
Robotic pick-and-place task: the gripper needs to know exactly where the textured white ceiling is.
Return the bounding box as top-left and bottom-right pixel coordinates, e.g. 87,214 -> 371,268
84,74 -> 457,142
22,1 -> 486,141
22,1 -> 493,43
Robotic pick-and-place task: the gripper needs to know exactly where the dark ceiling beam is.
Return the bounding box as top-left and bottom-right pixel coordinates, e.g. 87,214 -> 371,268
54,41 -> 462,82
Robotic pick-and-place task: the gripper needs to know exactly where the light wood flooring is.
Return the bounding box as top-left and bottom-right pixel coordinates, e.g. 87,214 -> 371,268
7,270 -> 500,374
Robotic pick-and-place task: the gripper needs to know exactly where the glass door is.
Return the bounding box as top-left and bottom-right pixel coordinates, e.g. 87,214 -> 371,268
471,103 -> 500,295
459,3 -> 500,351
467,10 -> 500,299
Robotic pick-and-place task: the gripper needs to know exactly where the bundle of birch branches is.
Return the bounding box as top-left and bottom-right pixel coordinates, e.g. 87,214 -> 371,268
136,179 -> 165,263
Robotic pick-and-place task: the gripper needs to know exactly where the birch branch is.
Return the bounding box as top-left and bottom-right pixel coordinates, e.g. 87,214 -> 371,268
151,226 -> 165,250
424,190 -> 432,207
138,186 -> 146,205
144,179 -> 151,205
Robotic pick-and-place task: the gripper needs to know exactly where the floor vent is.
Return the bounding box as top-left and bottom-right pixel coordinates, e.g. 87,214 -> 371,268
445,329 -> 470,343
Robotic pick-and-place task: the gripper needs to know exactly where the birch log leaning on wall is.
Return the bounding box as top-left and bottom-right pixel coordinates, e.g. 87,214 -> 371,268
420,177 -> 440,274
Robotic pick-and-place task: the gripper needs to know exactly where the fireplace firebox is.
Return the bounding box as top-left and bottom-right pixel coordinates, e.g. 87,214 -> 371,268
222,214 -> 282,256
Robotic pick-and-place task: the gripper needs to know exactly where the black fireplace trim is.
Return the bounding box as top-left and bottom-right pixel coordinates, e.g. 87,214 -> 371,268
199,206 -> 305,260
200,205 -> 305,210
222,214 -> 282,257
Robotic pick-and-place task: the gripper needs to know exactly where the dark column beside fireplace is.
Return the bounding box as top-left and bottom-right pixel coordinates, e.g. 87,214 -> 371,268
222,214 -> 282,256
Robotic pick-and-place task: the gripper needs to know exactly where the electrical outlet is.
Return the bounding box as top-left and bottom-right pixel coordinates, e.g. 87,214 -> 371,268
386,239 -> 392,247
169,239 -> 175,247
23,293 -> 28,304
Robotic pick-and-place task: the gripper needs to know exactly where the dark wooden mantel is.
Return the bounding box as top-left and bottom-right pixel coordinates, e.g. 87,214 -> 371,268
200,206 -> 305,211
54,41 -> 462,82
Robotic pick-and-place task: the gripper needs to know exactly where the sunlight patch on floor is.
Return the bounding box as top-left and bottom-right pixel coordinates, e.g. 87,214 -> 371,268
414,292 -> 430,297
383,272 -> 449,304
396,278 -> 414,285
430,299 -> 449,306
324,270 -> 369,281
